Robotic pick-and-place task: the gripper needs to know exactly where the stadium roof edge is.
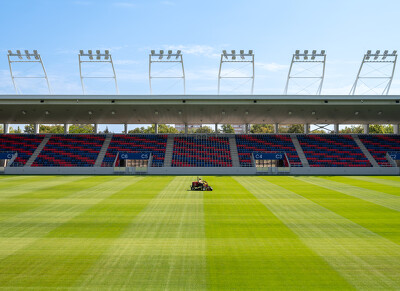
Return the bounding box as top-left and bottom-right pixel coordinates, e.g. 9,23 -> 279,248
0,94 -> 399,124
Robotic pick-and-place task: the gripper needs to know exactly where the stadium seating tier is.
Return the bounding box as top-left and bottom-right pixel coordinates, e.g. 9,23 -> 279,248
298,134 -> 371,167
235,134 -> 301,167
103,134 -> 167,167
359,134 -> 400,167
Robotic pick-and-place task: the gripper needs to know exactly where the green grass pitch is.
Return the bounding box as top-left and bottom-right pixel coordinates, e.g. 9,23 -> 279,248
0,175 -> 399,290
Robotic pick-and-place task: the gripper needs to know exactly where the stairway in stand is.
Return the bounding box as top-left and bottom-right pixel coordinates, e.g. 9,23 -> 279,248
291,135 -> 309,167
25,135 -> 51,167
352,135 -> 379,167
163,135 -> 175,167
229,136 -> 240,167
94,134 -> 113,167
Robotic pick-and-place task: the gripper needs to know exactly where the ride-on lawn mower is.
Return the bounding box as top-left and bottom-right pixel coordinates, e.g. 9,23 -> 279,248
190,177 -> 213,191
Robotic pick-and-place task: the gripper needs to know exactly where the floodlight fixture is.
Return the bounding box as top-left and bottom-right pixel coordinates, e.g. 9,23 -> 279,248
78,49 -> 119,94
167,50 -> 172,59
149,49 -> 186,94
284,49 -> 327,95
350,49 -> 397,95
7,49 -> 52,94
222,50 -> 228,59
218,49 -> 255,94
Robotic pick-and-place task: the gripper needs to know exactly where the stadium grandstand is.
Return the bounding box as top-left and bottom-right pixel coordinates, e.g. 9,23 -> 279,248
1,49 -> 400,176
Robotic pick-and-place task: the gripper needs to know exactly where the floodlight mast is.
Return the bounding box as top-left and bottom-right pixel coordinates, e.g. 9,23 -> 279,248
149,50 -> 185,95
350,50 -> 397,95
218,50 -> 255,95
284,50 -> 326,95
7,50 -> 52,94
78,50 -> 119,95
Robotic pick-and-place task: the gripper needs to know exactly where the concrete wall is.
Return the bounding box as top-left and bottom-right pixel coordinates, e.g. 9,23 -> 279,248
4,167 -> 115,175
3,166 -> 399,176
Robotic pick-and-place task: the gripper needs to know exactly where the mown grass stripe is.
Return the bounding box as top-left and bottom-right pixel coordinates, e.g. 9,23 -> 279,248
0,175 -> 83,202
297,176 -> 400,212
275,176 -> 400,245
74,176 -> 206,290
0,176 -> 114,225
323,176 -> 400,197
245,176 -> 400,290
0,176 -> 129,262
206,176 -> 352,290
0,176 -> 148,288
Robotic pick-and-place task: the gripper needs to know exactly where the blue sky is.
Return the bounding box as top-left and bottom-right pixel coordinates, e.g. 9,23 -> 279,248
1,0 -> 400,130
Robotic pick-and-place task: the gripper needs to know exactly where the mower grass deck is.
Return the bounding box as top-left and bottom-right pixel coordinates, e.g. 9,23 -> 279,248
0,175 -> 399,290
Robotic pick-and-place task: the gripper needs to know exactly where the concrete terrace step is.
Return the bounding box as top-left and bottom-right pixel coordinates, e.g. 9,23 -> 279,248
229,136 -> 241,167
94,134 -> 113,167
25,135 -> 51,167
352,135 -> 379,167
291,135 -> 309,167
163,135 -> 175,167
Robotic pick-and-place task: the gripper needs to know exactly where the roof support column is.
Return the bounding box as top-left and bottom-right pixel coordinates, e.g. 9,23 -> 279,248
274,123 -> 279,134
155,123 -> 158,134
3,124 -> 9,134
304,123 -> 309,134
334,124 -> 339,134
64,124 -> 69,134
363,124 -> 369,134
393,124 -> 399,135
245,124 -> 249,134
94,124 -> 98,134
34,124 -> 39,134
184,124 -> 188,135
124,124 -> 128,134
215,123 -> 218,134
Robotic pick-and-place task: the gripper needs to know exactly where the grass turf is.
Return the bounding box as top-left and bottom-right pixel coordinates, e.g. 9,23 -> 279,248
0,175 -> 399,290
